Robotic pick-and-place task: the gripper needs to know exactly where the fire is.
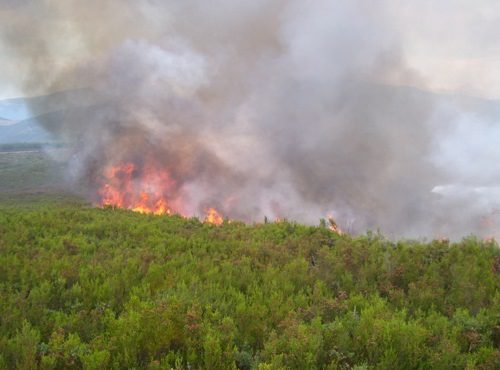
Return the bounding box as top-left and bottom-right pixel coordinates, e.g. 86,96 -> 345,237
204,207 -> 224,225
327,215 -> 343,235
98,161 -> 225,225
98,162 -> 179,215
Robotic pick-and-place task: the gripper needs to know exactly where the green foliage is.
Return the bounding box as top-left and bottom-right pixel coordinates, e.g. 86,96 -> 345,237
0,200 -> 498,369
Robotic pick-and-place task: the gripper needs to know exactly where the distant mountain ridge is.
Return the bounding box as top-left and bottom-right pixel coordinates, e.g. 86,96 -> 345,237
0,88 -> 101,144
0,117 -> 15,126
0,88 -> 98,120
0,117 -> 54,144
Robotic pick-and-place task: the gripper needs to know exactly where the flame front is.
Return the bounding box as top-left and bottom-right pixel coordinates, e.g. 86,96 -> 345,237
98,162 -> 179,215
98,162 -> 224,225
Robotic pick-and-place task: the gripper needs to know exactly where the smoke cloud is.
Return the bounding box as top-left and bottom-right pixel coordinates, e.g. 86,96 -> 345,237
2,0 -> 500,239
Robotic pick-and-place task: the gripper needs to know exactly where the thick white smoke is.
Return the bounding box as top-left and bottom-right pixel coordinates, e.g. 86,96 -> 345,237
1,0 -> 500,238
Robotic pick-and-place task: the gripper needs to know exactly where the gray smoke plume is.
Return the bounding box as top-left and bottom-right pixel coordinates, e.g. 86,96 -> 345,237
1,0 -> 500,239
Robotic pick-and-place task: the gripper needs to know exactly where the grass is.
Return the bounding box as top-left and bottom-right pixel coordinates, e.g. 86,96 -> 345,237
0,145 -> 67,193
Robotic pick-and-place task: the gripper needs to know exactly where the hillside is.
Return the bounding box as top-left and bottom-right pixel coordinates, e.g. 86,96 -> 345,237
0,148 -> 66,192
0,117 -> 54,144
0,118 -> 13,126
0,88 -> 499,369
0,89 -> 101,144
0,198 -> 498,369
0,89 -> 98,121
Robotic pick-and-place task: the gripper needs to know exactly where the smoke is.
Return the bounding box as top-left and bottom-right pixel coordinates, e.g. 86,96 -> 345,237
2,0 -> 500,238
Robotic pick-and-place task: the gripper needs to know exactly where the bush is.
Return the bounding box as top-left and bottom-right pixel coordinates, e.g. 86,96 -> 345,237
0,200 -> 498,369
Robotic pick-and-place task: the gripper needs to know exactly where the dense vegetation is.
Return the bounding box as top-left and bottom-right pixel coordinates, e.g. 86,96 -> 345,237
0,198 -> 498,369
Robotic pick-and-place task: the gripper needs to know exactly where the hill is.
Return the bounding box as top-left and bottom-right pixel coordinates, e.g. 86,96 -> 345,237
0,118 -> 14,126
0,89 -> 101,144
0,197 -> 498,369
0,116 -> 54,144
0,89 -> 98,121
0,149 -> 66,192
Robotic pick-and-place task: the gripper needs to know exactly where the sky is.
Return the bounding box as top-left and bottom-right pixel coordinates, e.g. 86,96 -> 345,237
393,0 -> 500,98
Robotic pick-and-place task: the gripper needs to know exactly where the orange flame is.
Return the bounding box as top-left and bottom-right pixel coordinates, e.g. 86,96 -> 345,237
327,215 -> 343,235
98,162 -> 225,225
204,207 -> 224,225
98,162 -> 179,215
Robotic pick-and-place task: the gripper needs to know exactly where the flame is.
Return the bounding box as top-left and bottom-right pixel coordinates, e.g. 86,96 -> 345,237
204,207 -> 224,225
98,162 -> 179,215
98,161 -> 225,225
327,215 -> 343,235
